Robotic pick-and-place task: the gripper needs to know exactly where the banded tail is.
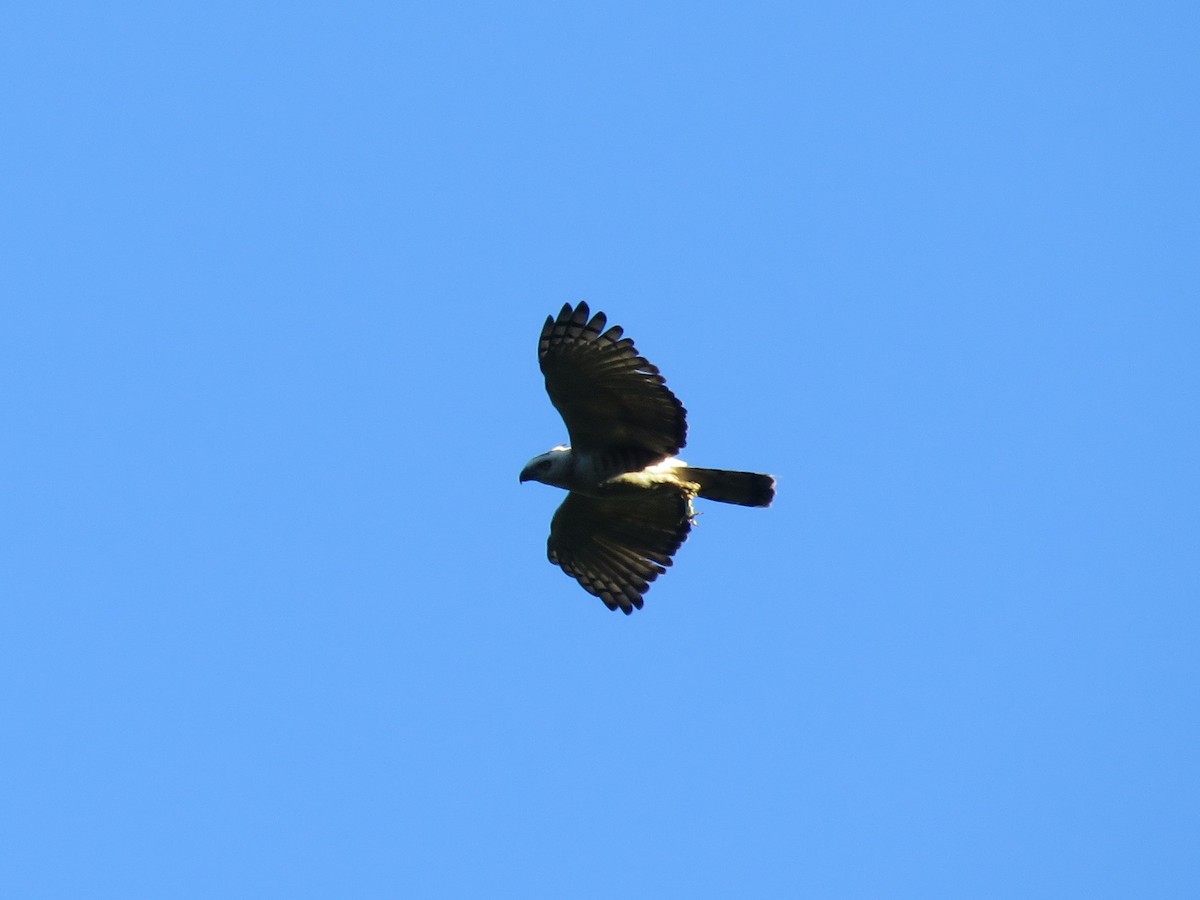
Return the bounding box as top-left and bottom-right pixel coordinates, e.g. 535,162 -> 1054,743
682,467 -> 776,508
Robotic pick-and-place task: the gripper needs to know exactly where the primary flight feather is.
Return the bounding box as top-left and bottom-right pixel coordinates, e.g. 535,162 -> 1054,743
520,302 -> 776,614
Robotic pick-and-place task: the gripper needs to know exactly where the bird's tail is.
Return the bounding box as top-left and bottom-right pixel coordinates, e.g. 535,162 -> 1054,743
681,467 -> 776,508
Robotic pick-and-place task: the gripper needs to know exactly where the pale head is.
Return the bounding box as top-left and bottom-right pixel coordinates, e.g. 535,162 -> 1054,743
519,445 -> 572,488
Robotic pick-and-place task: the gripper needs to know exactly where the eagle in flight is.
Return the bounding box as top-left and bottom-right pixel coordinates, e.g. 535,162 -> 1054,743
520,302 -> 775,614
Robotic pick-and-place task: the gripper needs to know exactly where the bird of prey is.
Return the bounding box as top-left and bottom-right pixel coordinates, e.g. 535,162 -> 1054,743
520,302 -> 775,614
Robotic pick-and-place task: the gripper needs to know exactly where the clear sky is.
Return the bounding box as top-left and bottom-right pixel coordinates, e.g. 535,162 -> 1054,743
3,2 -> 1198,897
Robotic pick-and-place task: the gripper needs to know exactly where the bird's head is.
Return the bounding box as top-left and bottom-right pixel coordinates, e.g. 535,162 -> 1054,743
519,445 -> 572,488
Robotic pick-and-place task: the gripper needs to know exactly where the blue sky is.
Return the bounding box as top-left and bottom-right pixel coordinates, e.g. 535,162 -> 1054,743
3,2 -> 1198,897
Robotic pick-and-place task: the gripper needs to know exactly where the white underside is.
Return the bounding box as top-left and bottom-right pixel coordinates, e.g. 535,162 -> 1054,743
601,457 -> 698,495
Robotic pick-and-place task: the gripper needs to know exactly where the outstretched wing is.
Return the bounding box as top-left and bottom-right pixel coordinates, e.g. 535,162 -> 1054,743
547,488 -> 693,614
539,302 -> 687,469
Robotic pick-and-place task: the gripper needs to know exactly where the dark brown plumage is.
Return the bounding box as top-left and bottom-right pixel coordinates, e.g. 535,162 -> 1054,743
539,302 -> 686,475
522,302 -> 775,614
548,489 -> 691,614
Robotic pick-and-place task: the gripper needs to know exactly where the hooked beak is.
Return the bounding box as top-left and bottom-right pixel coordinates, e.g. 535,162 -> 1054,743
519,467 -> 531,483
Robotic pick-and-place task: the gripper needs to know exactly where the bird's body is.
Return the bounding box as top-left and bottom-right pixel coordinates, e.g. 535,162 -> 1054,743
521,446 -> 773,505
521,302 -> 775,613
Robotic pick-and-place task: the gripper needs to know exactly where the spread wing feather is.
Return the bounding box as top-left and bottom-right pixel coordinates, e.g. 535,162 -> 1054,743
547,489 -> 693,614
539,302 -> 687,467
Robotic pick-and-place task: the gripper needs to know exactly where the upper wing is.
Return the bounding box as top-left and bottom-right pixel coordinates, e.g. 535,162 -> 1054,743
547,488 -> 693,614
539,302 -> 687,466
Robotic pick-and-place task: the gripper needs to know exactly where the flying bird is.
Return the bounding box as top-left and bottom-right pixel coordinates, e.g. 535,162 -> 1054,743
520,302 -> 775,613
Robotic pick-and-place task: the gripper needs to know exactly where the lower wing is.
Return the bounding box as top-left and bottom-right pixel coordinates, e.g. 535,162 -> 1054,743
547,488 -> 693,614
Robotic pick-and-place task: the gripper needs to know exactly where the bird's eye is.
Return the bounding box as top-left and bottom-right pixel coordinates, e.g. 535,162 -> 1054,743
537,460 -> 552,471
